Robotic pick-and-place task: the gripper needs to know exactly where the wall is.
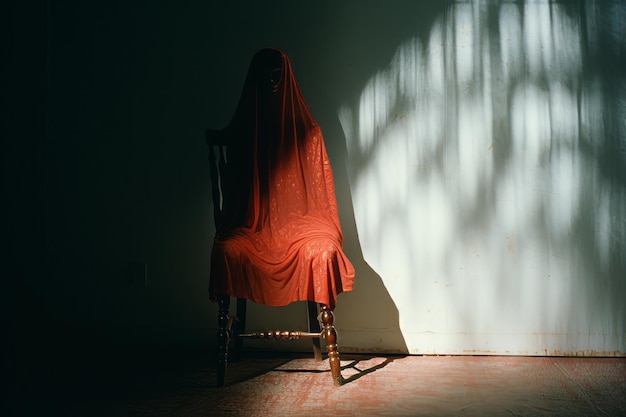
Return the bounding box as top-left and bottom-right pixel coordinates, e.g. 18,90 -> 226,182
339,0 -> 625,355
4,0 -> 624,361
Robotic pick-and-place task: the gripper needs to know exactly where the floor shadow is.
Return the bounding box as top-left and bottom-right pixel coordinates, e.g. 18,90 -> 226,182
269,353 -> 407,386
340,355 -> 404,384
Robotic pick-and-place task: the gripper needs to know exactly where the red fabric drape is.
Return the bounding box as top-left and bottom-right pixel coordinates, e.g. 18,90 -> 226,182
208,48 -> 354,308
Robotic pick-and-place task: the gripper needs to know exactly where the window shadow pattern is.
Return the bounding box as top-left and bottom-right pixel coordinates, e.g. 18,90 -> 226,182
338,0 -> 625,355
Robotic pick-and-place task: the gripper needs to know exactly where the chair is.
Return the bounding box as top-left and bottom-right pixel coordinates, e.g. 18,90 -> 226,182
206,48 -> 355,387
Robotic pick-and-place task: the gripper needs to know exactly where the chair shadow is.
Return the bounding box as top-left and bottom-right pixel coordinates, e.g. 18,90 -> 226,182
270,354 -> 406,386
340,355 -> 404,384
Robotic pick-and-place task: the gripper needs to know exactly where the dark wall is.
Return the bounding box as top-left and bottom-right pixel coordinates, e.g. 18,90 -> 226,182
5,0 -> 436,369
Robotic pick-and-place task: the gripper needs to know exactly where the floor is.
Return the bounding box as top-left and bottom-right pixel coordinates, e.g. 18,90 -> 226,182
5,348 -> 626,417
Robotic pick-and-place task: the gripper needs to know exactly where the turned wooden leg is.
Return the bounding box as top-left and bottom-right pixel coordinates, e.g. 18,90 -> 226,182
307,301 -> 322,361
320,305 -> 342,386
232,298 -> 247,362
216,295 -> 230,387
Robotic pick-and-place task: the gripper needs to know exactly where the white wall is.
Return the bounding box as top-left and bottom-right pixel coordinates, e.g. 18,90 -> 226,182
338,0 -> 625,355
7,0 -> 623,358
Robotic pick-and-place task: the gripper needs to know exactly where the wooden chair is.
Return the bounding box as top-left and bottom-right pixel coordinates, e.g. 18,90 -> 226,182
206,48 -> 354,387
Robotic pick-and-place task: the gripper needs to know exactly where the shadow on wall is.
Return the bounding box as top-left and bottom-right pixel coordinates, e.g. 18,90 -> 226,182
327,113 -> 409,354
292,1 -> 451,355
338,0 -> 625,354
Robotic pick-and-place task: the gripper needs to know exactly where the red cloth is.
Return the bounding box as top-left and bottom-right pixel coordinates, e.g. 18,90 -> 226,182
208,48 -> 354,308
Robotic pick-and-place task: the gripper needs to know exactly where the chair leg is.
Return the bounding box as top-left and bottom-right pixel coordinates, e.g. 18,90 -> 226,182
216,295 -> 231,387
320,305 -> 342,386
232,298 -> 247,362
307,301 -> 322,361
